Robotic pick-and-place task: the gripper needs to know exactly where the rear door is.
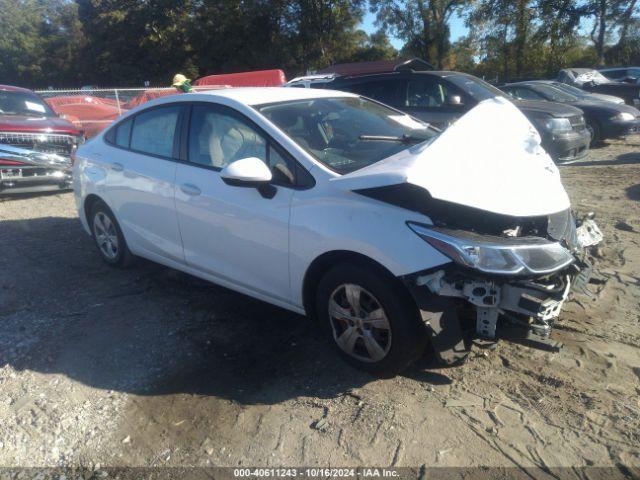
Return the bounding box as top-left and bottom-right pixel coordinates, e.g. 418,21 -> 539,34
173,103 -> 300,305
102,105 -> 185,263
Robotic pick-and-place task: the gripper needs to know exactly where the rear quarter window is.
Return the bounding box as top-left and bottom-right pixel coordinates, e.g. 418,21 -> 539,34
115,119 -> 133,148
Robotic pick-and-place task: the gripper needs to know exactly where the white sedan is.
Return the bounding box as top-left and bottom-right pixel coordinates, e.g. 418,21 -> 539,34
74,87 -> 601,375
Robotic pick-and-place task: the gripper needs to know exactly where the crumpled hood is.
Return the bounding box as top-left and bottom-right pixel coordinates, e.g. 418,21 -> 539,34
331,97 -> 571,217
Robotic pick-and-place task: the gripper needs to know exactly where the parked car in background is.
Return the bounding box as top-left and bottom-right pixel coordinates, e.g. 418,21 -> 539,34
534,80 -> 625,104
598,67 -> 640,84
557,68 -> 640,107
501,81 -> 640,145
194,69 -> 287,87
0,85 -> 83,194
287,68 -> 591,163
45,94 -> 123,139
74,87 -> 602,375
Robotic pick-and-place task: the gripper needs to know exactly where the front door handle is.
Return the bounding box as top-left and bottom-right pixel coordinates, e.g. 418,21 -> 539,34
111,162 -> 124,172
180,183 -> 201,196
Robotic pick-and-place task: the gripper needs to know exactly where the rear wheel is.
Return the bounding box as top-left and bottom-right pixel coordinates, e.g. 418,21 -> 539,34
316,263 -> 427,376
90,201 -> 134,267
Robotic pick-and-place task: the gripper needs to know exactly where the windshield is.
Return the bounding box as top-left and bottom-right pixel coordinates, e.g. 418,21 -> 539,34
531,84 -> 578,102
0,91 -> 55,117
575,70 -> 611,85
552,82 -> 587,96
447,74 -> 508,101
256,96 -> 437,175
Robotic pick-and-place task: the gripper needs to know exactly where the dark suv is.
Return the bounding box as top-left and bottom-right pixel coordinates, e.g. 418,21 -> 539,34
287,68 -> 591,163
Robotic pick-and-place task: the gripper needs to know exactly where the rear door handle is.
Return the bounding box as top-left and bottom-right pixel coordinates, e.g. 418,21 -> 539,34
180,183 -> 201,196
111,162 -> 124,172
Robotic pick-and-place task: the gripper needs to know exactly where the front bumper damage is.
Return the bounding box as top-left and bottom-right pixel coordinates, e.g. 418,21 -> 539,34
0,143 -> 74,194
406,217 -> 604,362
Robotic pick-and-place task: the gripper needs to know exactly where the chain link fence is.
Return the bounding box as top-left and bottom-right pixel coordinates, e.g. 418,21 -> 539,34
36,86 -> 226,138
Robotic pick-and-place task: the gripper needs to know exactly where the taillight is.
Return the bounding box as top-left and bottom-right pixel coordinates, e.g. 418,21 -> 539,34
0,158 -> 25,166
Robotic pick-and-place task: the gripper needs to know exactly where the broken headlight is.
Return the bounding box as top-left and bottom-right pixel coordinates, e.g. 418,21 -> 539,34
408,223 -> 575,275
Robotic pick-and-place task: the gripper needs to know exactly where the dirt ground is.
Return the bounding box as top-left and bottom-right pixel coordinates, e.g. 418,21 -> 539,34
0,139 -> 639,475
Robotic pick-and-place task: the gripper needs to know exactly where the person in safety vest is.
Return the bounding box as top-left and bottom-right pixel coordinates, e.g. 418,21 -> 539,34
172,73 -> 194,93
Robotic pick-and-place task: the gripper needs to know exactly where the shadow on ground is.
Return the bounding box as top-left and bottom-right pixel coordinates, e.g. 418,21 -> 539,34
565,151 -> 640,167
0,216 -> 451,407
627,184 -> 640,201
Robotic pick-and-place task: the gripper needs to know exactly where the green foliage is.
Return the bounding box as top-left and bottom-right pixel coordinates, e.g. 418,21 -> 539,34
0,0 -> 637,88
370,0 -> 468,68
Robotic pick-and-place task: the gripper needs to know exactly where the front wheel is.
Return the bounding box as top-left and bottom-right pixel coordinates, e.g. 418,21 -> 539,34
316,263 -> 427,376
586,120 -> 601,146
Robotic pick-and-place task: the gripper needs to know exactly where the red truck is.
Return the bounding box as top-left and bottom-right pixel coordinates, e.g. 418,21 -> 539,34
0,85 -> 83,194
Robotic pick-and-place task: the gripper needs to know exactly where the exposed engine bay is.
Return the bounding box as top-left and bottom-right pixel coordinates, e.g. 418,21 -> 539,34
403,209 -> 603,361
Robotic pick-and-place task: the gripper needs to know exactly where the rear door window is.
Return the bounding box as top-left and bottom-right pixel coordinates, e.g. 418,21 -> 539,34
130,106 -> 181,158
340,79 -> 405,106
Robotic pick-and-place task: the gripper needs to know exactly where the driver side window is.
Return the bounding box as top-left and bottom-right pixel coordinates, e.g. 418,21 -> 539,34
189,106 -> 267,169
187,105 -> 296,185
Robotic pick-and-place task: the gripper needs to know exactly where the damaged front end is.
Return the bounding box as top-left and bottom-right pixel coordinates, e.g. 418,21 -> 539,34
331,97 -> 604,362
403,211 -> 603,362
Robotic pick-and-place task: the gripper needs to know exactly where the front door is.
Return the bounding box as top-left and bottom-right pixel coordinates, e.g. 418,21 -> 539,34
174,104 -> 297,305
402,77 -> 469,128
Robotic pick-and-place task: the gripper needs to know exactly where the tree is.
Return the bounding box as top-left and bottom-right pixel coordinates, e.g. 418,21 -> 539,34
350,30 -> 398,62
586,0 -> 629,66
370,0 -> 469,68
535,0 -> 586,75
285,0 -> 367,72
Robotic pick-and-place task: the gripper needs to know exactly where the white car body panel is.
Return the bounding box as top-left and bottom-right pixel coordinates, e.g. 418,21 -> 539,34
287,186 -> 451,307
74,88 -> 574,314
331,97 -> 570,217
174,163 -> 294,304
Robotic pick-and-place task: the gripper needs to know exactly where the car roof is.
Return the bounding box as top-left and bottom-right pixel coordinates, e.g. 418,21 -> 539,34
0,84 -> 35,93
195,86 -> 356,105
290,70 -> 471,85
560,68 -> 596,74
598,67 -> 639,71
317,58 -> 434,76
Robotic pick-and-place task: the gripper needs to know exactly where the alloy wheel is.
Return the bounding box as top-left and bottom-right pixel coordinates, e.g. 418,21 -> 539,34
328,284 -> 392,363
93,211 -> 119,260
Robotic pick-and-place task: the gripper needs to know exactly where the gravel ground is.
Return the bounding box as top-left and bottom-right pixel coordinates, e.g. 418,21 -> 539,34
0,139 -> 639,474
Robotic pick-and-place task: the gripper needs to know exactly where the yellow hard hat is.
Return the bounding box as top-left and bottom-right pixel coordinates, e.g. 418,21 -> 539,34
172,73 -> 189,86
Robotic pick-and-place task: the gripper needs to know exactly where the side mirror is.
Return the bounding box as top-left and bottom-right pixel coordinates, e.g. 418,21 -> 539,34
447,95 -> 464,106
220,157 -> 272,186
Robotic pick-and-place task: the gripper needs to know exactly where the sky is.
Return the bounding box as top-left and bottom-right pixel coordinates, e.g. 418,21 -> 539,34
360,10 -> 468,50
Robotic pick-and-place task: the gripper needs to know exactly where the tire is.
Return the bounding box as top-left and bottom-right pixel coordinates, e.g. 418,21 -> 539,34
90,201 -> 135,268
586,120 -> 601,146
316,263 -> 427,376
